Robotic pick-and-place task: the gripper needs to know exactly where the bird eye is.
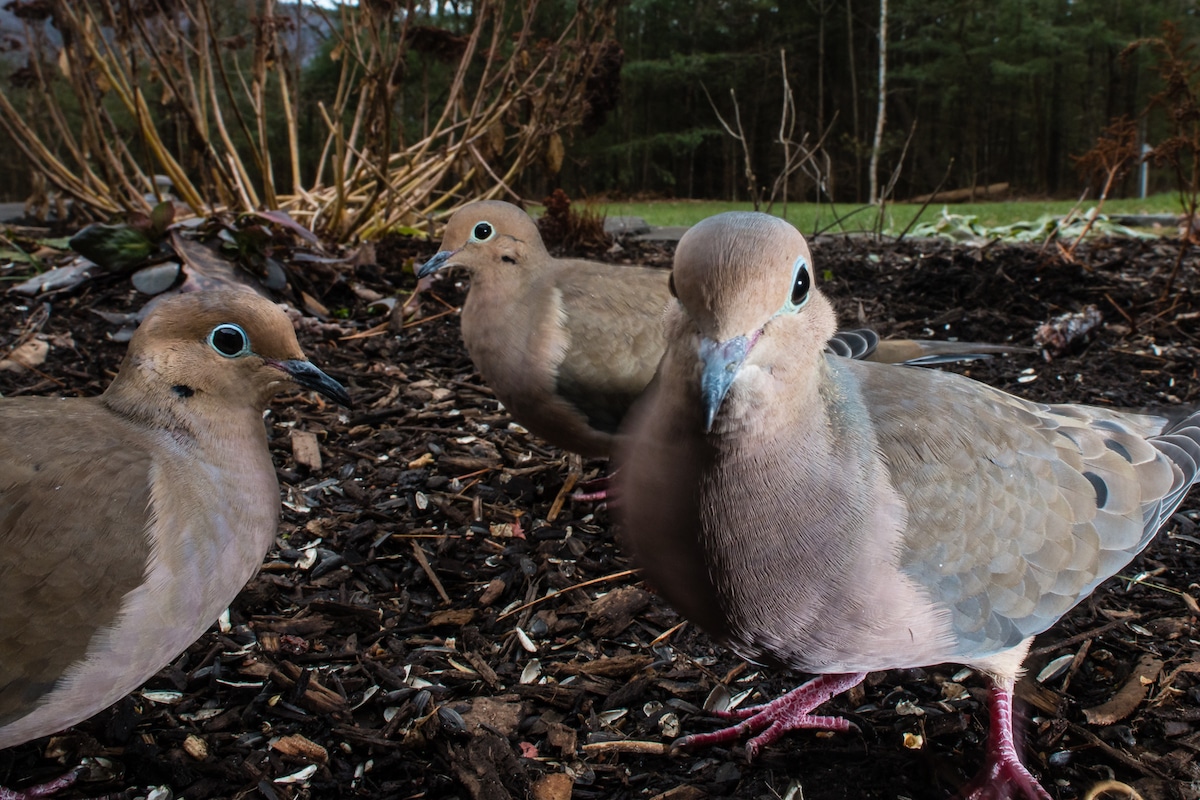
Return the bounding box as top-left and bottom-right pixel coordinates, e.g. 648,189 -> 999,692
667,272 -> 677,298
789,258 -> 811,309
208,323 -> 250,357
471,221 -> 495,242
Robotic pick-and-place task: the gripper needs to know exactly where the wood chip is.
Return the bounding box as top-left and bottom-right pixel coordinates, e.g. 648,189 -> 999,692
586,585 -> 652,638
271,733 -> 329,763
183,734 -> 208,760
531,772 -> 574,800
428,608 -> 476,627
554,654 -> 653,679
290,430 -> 323,471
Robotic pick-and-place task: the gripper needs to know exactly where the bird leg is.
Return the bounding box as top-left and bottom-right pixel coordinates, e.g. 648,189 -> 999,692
570,473 -> 611,503
0,766 -> 85,800
675,672 -> 866,760
956,680 -> 1051,800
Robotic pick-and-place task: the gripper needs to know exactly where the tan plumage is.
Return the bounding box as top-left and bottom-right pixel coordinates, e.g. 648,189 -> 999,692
418,200 -> 1030,460
616,211 -> 1199,799
0,289 -> 350,768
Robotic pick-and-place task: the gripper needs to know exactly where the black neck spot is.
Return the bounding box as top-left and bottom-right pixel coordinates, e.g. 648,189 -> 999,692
172,384 -> 195,398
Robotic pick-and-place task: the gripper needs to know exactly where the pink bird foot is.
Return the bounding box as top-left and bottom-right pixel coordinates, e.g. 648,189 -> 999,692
0,766 -> 85,800
956,682 -> 1052,800
674,672 -> 866,760
570,473 -> 613,503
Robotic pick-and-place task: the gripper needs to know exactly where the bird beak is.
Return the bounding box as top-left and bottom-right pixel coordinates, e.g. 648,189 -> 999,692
277,359 -> 352,407
699,334 -> 752,432
416,249 -> 455,279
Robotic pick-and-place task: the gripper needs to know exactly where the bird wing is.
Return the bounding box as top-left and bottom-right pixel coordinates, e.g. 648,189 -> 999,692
849,358 -> 1189,657
553,264 -> 672,435
0,399 -> 153,728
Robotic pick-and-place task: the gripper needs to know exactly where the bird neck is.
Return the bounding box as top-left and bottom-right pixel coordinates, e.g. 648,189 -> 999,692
100,368 -> 269,453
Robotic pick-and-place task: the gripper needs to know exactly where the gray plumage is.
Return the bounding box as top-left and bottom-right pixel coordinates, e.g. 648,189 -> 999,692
616,211 -> 1198,798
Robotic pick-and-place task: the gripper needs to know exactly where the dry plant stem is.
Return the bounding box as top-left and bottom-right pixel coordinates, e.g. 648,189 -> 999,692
896,157 -> 955,242
705,85 -> 759,207
67,2 -> 205,211
0,0 -> 617,232
873,118 -> 918,240
1041,187 -> 1090,258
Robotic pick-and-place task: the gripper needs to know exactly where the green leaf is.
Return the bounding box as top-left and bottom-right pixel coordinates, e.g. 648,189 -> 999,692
150,201 -> 176,237
69,223 -> 156,272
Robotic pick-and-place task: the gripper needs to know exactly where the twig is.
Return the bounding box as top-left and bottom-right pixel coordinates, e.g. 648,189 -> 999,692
581,740 -> 673,756
498,569 -> 639,620
409,541 -> 452,606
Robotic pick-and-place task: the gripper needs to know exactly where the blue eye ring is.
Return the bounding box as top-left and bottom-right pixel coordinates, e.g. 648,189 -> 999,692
470,221 -> 495,242
208,323 -> 250,358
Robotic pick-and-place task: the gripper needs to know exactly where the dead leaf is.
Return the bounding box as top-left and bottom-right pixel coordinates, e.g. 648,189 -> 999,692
1083,654 -> 1164,725
0,339 -> 49,372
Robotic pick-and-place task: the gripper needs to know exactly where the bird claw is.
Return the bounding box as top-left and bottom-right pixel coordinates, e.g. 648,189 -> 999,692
956,752 -> 1052,800
672,674 -> 865,760
956,683 -> 1053,800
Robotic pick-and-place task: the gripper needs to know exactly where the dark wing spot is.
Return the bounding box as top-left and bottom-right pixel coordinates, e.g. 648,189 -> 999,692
1083,471 -> 1108,509
172,384 -> 195,398
1105,438 -> 1133,463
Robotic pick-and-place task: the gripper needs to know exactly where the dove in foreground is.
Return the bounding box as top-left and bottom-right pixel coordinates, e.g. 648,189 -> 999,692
616,211 -> 1199,799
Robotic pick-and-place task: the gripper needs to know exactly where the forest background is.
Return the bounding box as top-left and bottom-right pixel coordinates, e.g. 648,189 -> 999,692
0,0 -> 1194,234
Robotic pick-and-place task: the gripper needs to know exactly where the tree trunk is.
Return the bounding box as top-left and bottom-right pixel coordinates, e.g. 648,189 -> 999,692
815,1 -> 826,137
847,0 -> 861,201
868,0 -> 888,204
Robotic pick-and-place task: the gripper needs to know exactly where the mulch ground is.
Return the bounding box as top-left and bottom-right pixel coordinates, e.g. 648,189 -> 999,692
1,229 -> 1199,800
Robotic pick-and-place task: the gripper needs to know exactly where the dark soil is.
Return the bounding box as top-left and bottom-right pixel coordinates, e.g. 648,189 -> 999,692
2,232 -> 1200,800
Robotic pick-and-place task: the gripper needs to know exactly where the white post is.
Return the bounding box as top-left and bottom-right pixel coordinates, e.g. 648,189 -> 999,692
1140,143 -> 1151,199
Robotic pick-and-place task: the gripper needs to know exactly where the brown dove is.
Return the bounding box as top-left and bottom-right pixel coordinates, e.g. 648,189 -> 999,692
417,200 -> 1028,464
616,211 -> 1199,799
0,289 -> 350,798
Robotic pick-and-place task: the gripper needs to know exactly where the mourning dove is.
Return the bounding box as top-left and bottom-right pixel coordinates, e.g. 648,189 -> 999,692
0,289 -> 350,798
417,200 -> 1028,462
616,212 -> 1199,799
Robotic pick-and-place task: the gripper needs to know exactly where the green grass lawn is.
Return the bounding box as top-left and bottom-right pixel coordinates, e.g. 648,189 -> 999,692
585,193 -> 1183,235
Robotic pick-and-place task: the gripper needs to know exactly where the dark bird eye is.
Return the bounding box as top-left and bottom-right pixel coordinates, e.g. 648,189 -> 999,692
667,272 -> 677,298
790,260 -> 811,308
209,323 -> 250,357
472,221 -> 495,242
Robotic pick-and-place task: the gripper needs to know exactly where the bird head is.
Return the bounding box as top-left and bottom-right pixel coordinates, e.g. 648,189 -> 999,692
417,200 -> 545,280
667,212 -> 835,431
110,289 -> 351,415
